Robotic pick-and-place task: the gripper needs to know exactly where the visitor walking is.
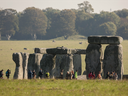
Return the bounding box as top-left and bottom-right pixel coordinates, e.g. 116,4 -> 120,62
75,70 -> 78,80
38,69 -> 43,79
60,69 -> 63,79
6,69 -> 11,79
0,69 -> 4,79
32,70 -> 36,79
46,71 -> 50,78
28,70 -> 33,79
97,71 -> 102,80
88,72 -> 92,79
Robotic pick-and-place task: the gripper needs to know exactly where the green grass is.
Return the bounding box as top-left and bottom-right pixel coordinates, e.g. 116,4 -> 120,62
0,79 -> 128,96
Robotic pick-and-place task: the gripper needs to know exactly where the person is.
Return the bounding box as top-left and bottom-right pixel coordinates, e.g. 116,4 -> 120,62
75,70 -> 78,80
6,69 -> 11,79
46,71 -> 50,78
66,71 -> 69,79
60,69 -> 63,79
28,70 -> 32,79
32,70 -> 36,79
115,73 -> 118,80
71,70 -> 74,79
0,69 -> 4,79
88,72 -> 92,79
92,72 -> 95,79
106,72 -> 110,79
97,71 -> 102,80
38,69 -> 43,79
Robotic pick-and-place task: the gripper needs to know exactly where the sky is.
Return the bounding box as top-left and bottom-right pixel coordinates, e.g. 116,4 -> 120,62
0,0 -> 128,13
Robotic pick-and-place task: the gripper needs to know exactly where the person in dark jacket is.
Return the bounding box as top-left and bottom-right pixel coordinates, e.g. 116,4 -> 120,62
0,69 -> 3,79
28,70 -> 32,79
6,69 -> 11,79
38,69 -> 43,79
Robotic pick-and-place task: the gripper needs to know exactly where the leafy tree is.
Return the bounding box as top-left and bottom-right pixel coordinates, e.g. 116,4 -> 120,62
115,9 -> 128,18
78,1 -> 94,13
99,22 -> 117,35
19,7 -> 47,40
75,11 -> 93,34
46,9 -> 77,39
0,9 -> 19,40
117,18 -> 128,39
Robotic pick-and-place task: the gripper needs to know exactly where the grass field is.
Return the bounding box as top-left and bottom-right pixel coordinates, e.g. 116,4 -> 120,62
0,36 -> 128,96
0,37 -> 128,79
0,79 -> 128,96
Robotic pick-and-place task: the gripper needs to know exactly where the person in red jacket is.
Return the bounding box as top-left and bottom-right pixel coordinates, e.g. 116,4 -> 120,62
88,72 -> 92,79
92,72 -> 95,79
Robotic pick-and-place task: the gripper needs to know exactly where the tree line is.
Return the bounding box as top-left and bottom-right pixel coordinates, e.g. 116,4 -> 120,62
0,1 -> 128,40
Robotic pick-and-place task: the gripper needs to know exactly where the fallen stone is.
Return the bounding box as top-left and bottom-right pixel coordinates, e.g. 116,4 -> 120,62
88,36 -> 123,44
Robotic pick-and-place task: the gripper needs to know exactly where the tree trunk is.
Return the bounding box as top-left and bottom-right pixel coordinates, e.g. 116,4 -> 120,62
6,34 -> 11,40
0,33 -> 1,40
31,33 -> 37,40
64,35 -> 68,40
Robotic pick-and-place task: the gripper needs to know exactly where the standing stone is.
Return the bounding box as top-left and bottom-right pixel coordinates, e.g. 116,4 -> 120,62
103,44 -> 123,79
40,54 -> 56,78
85,44 -> 103,78
73,54 -> 82,75
28,53 -> 43,78
13,53 -> 23,79
21,53 -> 29,79
63,54 -> 74,78
55,55 -> 66,78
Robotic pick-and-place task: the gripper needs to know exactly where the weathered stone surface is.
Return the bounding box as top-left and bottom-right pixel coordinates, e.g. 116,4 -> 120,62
40,54 -> 56,78
13,52 -> 29,79
13,53 -> 23,79
55,54 -> 81,78
21,53 -> 29,79
88,36 -> 123,44
34,47 -> 86,54
85,44 -> 103,78
103,44 -> 123,79
34,48 -> 47,54
73,54 -> 82,75
28,53 -> 43,78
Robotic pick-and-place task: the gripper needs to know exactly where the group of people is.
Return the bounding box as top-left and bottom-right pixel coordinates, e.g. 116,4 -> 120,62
65,70 -> 78,80
0,69 -> 11,79
106,71 -> 118,80
28,69 -> 50,79
88,71 -> 118,80
88,71 -> 102,79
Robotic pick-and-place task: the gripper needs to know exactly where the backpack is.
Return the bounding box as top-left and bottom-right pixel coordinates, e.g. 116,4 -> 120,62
6,71 -> 8,76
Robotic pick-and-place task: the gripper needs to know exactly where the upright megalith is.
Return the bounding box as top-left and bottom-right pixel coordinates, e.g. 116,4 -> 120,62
13,52 -> 29,79
85,44 -> 103,78
28,53 -> 43,78
21,53 -> 29,79
103,44 -> 123,79
13,53 -> 23,79
40,54 -> 56,78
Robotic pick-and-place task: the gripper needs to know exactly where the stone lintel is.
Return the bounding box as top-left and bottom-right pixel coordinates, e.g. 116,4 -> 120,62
88,36 -> 123,44
34,47 -> 86,54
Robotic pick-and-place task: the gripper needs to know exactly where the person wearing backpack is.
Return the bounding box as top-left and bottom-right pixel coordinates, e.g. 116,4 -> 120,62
6,69 -> 11,79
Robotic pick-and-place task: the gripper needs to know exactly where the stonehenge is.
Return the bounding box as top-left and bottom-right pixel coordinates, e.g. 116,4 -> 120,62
12,36 -> 124,80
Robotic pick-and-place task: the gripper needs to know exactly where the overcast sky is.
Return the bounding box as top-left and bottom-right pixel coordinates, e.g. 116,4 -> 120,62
0,0 -> 128,13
